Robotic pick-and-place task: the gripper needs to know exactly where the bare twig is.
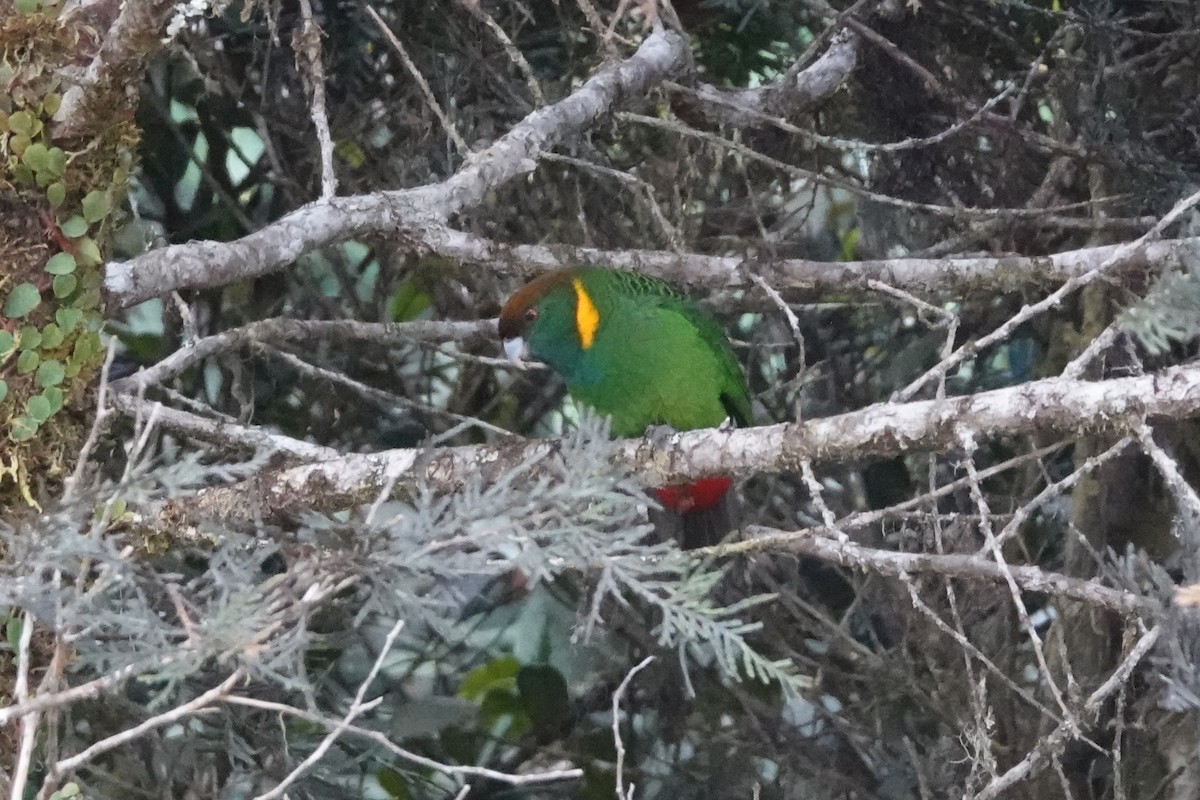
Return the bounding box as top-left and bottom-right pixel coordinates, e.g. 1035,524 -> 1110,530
456,0 -> 545,105
39,671 -> 246,798
897,185 -> 1200,401
367,5 -> 471,157
738,524 -> 1154,617
106,28 -> 687,308
973,624 -> 1160,799
254,620 -> 405,800
9,611 -> 36,800
613,656 -> 654,800
223,695 -> 583,785
296,0 -> 338,198
108,393 -> 339,460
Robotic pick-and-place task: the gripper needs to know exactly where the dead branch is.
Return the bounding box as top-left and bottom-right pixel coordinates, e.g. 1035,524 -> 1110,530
158,362 -> 1200,530
103,27 -> 689,309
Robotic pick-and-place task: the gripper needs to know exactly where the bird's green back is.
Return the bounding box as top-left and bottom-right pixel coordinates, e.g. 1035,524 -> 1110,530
562,268 -> 752,437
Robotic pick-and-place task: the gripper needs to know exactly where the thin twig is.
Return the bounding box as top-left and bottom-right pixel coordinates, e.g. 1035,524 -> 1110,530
296,0 -> 338,198
613,656 -> 654,800
456,0 -> 544,105
974,624 -> 1160,799
9,611 -> 36,800
897,185 -> 1200,401
366,5 -> 471,157
39,671 -> 246,798
254,620 -> 406,800
223,695 -> 583,785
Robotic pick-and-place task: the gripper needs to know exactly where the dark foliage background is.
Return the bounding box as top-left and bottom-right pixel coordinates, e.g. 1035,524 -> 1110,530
6,1 -> 1200,798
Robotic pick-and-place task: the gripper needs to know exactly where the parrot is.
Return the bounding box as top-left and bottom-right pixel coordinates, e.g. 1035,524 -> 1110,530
498,267 -> 752,549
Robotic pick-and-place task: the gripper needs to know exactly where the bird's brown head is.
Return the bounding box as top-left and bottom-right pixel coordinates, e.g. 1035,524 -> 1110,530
498,269 -> 581,362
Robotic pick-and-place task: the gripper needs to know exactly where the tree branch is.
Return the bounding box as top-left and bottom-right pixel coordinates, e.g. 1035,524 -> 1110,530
162,362 -> 1200,528
104,28 -> 688,310
418,225 -> 1194,296
55,0 -> 176,137
736,524 -> 1155,617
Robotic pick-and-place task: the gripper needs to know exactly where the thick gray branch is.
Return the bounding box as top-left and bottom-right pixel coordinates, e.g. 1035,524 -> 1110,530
421,226 -> 1197,296
165,363 -> 1200,527
104,28 -> 688,310
685,29 -> 859,126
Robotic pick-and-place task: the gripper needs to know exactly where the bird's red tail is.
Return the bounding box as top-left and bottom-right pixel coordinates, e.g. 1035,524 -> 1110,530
653,477 -> 736,550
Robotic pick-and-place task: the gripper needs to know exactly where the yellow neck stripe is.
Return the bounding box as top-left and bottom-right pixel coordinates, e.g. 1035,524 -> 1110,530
572,278 -> 600,349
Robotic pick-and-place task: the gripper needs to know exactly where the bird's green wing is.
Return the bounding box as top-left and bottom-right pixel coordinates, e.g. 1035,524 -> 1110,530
591,269 -> 753,427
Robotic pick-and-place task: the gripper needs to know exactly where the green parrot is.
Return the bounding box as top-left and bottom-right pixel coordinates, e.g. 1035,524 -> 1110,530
499,267 -> 752,548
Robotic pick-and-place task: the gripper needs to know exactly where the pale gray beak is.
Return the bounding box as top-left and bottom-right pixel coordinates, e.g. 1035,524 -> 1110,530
503,336 -> 528,361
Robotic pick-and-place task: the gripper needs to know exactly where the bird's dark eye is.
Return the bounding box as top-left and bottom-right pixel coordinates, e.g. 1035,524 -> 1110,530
525,308 -> 538,322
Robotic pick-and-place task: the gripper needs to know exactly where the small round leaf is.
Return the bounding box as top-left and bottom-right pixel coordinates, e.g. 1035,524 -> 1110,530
26,394 -> 51,422
45,252 -> 76,275
82,190 -> 112,223
42,94 -> 62,115
60,216 -> 88,238
42,387 -> 63,414
4,283 -> 40,317
55,308 -> 82,332
45,147 -> 66,176
76,238 -> 102,267
17,326 -> 41,350
46,181 -> 66,207
36,360 -> 64,388
72,288 -> 100,310
10,416 -> 38,442
52,273 -> 77,299
40,323 -> 63,349
7,110 -> 33,136
17,350 -> 39,374
0,331 -> 13,353
21,142 -> 49,173
0,380 -> 7,404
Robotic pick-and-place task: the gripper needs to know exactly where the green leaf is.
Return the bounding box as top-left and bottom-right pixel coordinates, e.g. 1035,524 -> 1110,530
517,664 -> 571,737
4,283 -> 40,317
45,147 -> 66,178
45,252 -> 76,275
7,109 -> 34,135
39,323 -> 63,349
389,279 -> 432,322
375,768 -> 412,800
73,331 -> 98,362
36,360 -> 64,388
458,654 -> 521,701
46,181 -> 66,207
55,308 -> 82,332
26,394 -> 51,422
76,237 -> 102,267
59,216 -> 87,238
42,386 -> 63,414
10,415 -> 38,442
14,0 -> 38,13
42,94 -> 61,115
0,380 -> 7,405
17,350 -> 39,374
72,288 -> 100,309
0,331 -> 12,353
17,326 -> 41,350
52,273 -> 77,299
48,782 -> 81,800
6,615 -> 22,651
22,142 -> 49,173
82,190 -> 112,223
9,136 -> 31,159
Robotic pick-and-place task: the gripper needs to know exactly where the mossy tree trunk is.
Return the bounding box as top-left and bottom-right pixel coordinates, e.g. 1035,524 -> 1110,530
0,0 -> 169,507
